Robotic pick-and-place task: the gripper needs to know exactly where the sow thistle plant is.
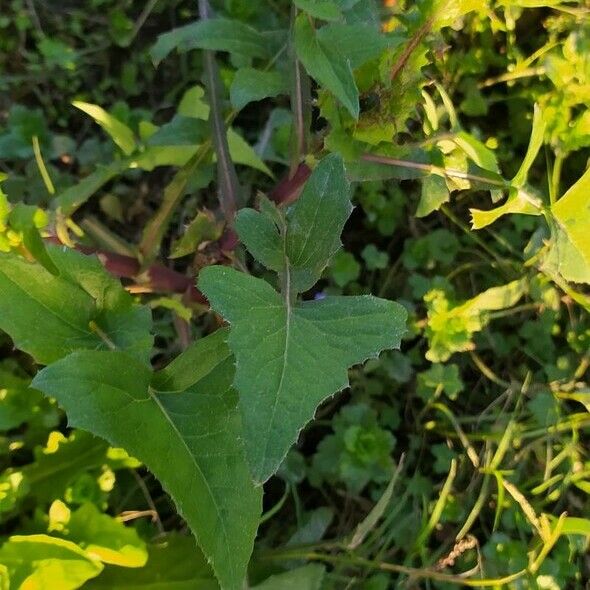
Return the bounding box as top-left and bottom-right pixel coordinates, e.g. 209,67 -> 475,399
0,0 -> 589,589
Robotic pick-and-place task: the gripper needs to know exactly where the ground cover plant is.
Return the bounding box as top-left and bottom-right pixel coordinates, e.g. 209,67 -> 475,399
0,0 -> 589,588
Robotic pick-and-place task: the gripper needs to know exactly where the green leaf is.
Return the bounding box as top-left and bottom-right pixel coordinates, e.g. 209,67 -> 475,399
150,19 -> 272,66
170,210 -> 223,259
53,161 -> 128,216
234,203 -> 285,272
424,280 -> 527,362
73,102 -> 136,156
293,0 -> 342,21
416,174 -> 450,218
7,203 -> 57,274
317,24 -> 401,69
84,533 -> 218,589
559,516 -> 590,536
511,104 -> 546,189
178,85 -> 210,120
146,115 -> 209,146
227,129 -> 273,177
0,247 -> 152,365
453,131 -> 499,174
330,250 -> 361,287
253,564 -> 326,589
546,166 -> 590,284
0,534 -> 103,589
469,186 -> 543,229
33,331 -> 262,590
200,272 -> 406,485
239,154 -> 353,292
295,14 -> 359,118
64,503 -> 147,568
416,364 -> 464,401
200,155 -> 406,482
230,68 -> 287,110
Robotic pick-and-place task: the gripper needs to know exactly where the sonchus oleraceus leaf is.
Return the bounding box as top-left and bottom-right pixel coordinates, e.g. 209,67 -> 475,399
199,154 -> 407,483
545,166 -> 590,284
33,330 -> 262,590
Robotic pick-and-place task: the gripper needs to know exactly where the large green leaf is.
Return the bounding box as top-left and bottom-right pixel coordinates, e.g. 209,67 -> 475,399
33,330 -> 262,590
546,166 -> 590,284
0,247 -> 152,365
0,534 -> 103,589
295,15 -> 359,118
200,156 -> 407,483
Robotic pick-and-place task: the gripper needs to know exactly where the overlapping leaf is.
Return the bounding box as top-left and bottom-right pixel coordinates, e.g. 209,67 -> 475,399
0,247 -> 152,365
33,330 -> 262,590
200,155 -> 407,483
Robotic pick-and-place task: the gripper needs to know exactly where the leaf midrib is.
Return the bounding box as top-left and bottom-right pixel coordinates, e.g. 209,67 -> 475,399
147,388 -> 234,582
0,268 -> 94,339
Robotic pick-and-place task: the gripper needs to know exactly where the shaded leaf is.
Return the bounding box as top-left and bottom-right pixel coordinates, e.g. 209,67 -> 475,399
295,14 -> 359,118
293,0 -> 342,21
230,68 -> 287,110
150,19 -> 272,66
252,564 -> 326,590
0,247 -> 152,365
317,24 -> 402,69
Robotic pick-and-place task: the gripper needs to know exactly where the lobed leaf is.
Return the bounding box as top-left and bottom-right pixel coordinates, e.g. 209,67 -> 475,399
200,155 -> 407,483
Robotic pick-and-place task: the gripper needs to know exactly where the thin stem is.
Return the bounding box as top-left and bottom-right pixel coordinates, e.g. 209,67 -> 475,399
32,136 -> 55,195
260,550 -> 528,587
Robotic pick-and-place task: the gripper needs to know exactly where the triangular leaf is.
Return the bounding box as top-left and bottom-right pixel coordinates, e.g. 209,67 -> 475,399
200,156 -> 407,483
33,331 -> 262,590
546,166 -> 590,283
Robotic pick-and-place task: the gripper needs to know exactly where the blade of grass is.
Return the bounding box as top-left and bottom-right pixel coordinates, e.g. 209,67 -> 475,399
32,136 -> 55,195
413,459 -> 458,551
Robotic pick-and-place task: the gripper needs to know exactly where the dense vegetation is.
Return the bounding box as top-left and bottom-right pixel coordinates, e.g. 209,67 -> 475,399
0,0 -> 589,588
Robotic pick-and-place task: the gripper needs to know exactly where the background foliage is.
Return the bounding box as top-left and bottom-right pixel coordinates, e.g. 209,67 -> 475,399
0,0 -> 589,588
